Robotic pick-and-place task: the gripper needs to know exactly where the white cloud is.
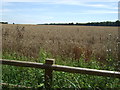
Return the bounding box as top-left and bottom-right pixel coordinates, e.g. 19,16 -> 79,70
85,10 -> 118,14
62,9 -> 118,15
2,0 -> 118,10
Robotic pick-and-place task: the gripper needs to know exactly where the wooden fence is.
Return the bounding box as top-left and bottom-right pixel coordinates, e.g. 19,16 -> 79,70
1,59 -> 120,88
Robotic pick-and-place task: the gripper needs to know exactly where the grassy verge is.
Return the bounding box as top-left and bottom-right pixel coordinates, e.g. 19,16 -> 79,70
2,51 -> 120,89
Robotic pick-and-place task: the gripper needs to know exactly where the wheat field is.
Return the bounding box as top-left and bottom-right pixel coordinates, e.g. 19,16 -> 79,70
2,24 -> 119,63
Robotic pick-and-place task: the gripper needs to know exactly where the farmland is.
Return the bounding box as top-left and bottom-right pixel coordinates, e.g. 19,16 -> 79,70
2,24 -> 118,61
2,24 -> 120,88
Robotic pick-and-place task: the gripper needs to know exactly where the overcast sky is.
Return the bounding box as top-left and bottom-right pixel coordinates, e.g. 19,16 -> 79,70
1,0 -> 119,24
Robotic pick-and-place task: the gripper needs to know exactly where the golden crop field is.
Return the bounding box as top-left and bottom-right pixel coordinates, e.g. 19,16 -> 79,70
2,24 -> 119,63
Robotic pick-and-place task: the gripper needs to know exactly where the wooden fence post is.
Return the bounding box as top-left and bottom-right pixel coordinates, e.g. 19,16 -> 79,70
45,59 -> 55,88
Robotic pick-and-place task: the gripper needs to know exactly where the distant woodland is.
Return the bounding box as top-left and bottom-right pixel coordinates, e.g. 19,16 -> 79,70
40,20 -> 120,26
1,20 -> 120,26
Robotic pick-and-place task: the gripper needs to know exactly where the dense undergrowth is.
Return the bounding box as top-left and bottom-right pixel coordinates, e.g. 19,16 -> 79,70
2,51 -> 120,89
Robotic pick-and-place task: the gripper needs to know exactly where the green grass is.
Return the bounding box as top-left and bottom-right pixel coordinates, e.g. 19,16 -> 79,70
2,51 -> 120,89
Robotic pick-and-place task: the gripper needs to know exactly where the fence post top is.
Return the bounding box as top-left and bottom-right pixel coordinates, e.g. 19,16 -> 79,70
45,58 -> 55,65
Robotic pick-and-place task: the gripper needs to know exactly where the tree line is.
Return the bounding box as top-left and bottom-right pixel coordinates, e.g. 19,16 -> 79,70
39,20 -> 120,26
0,22 -> 8,24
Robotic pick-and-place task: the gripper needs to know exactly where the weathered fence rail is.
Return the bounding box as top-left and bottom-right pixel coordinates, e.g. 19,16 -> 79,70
1,59 -> 120,88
